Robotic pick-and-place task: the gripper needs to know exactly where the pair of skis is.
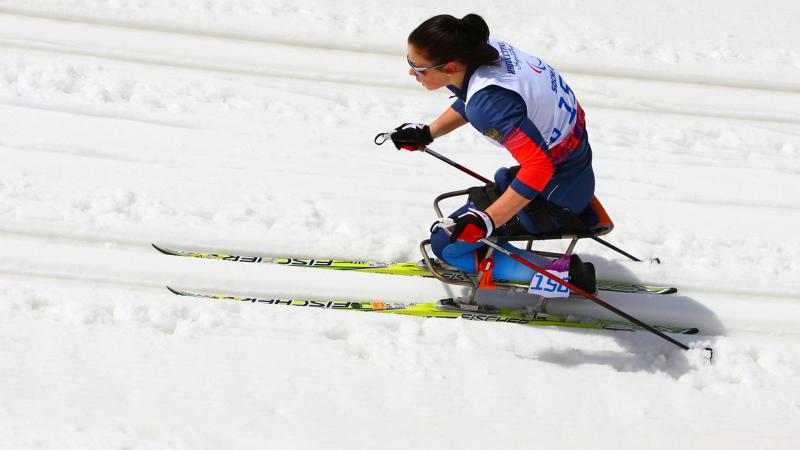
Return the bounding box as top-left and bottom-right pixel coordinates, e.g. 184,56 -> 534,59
153,244 -> 698,335
152,244 -> 677,294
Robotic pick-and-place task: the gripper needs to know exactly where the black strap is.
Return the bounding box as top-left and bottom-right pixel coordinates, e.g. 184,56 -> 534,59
507,165 -> 591,234
526,196 -> 559,234
466,184 -> 527,235
466,184 -> 502,210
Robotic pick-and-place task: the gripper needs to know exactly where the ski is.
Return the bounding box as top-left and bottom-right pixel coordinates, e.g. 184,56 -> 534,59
166,287 -> 699,334
152,244 -> 678,295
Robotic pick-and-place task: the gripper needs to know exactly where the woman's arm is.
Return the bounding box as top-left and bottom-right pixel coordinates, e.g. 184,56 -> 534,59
429,106 -> 467,139
485,187 -> 531,228
463,87 -> 556,228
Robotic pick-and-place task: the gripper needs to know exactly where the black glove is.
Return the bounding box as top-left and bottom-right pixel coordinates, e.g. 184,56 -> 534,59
449,208 -> 495,243
391,123 -> 433,151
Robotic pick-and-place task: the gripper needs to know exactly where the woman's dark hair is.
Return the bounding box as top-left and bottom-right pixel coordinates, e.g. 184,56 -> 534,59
408,14 -> 499,66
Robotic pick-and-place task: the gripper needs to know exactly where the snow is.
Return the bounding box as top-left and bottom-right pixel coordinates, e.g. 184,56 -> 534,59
0,1 -> 799,448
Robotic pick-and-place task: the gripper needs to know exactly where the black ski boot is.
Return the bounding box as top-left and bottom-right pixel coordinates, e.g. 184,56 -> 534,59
568,255 -> 597,294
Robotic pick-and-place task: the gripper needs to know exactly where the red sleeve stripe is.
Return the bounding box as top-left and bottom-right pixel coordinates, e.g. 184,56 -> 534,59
504,127 -> 554,192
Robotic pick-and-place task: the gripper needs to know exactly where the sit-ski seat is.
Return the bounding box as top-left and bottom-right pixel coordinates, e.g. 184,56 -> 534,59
423,187 -> 626,305
464,182 -> 614,244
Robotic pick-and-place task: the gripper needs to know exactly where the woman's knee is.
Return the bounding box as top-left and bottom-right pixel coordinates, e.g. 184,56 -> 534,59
429,225 -> 482,273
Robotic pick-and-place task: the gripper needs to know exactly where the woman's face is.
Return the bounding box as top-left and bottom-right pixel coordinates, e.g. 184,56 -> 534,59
407,44 -> 453,91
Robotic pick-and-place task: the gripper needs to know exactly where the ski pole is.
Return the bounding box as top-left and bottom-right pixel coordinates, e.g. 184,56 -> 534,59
591,236 -> 650,263
374,132 -> 658,265
374,132 -> 492,184
473,235 -> 712,359
420,146 -> 493,184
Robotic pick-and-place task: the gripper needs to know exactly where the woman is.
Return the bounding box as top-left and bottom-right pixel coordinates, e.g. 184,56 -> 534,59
391,14 -> 596,287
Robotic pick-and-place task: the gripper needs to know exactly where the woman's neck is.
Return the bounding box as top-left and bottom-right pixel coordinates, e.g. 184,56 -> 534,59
449,69 -> 467,90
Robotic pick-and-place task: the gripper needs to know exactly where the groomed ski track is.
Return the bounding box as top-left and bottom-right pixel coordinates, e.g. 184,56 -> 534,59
1,11 -> 799,125
1,231 -> 799,337
1,2 -> 799,449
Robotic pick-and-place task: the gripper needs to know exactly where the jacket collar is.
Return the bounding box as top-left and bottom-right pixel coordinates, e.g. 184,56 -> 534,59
447,64 -> 479,101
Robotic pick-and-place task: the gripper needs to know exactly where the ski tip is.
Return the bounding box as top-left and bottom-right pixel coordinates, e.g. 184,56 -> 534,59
704,347 -> 714,360
664,287 -> 679,295
166,286 -> 186,296
683,327 -> 699,335
152,244 -> 183,257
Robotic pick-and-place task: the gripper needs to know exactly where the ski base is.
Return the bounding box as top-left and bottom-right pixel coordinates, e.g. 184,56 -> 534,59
166,287 -> 699,335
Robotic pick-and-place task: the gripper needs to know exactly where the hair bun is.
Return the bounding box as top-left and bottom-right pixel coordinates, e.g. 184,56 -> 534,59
408,14 -> 498,67
460,14 -> 490,45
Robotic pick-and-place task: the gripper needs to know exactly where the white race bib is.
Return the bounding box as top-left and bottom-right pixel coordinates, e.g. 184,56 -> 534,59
528,270 -> 571,298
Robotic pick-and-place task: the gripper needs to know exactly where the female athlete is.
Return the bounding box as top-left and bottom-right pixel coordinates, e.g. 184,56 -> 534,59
390,13 -> 596,287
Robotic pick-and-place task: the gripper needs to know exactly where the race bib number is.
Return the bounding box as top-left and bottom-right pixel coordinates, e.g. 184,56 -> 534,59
528,270 -> 570,298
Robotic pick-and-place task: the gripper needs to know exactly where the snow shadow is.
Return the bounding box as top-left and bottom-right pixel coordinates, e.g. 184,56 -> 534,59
468,253 -> 723,376
517,335 -> 715,379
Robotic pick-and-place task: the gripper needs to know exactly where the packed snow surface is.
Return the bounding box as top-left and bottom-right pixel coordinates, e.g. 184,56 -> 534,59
1,1 -> 799,449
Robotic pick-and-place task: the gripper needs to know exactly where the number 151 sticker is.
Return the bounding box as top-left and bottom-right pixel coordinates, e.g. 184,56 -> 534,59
528,270 -> 571,298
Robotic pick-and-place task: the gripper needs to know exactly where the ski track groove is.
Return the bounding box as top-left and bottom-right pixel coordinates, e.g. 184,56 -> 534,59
2,229 -> 798,307
13,139 -> 794,190
1,8 -> 798,95
0,141 -> 381,183
0,39 -> 404,91
0,14 -> 798,126
599,154 -> 798,175
607,193 -> 800,212
2,38 -> 796,127
5,134 -> 797,217
0,228 -> 153,254
0,98 -> 203,131
0,142 -> 168,166
0,269 -> 168,295
2,263 -> 797,339
586,102 -> 800,126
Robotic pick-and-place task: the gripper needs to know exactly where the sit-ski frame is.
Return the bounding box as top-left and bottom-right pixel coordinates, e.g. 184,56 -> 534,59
419,188 -> 649,308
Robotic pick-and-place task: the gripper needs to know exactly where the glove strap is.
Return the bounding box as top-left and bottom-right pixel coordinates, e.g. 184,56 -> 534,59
467,208 -> 494,237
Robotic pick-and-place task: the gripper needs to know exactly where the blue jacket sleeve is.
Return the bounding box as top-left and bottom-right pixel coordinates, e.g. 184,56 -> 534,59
450,99 -> 467,121
465,86 -> 554,199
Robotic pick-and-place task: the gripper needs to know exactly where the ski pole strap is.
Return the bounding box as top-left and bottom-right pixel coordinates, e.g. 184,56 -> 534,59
433,217 -> 456,233
374,131 -> 393,146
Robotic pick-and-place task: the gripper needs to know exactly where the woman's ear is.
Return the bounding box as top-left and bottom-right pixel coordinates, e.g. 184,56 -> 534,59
441,62 -> 460,75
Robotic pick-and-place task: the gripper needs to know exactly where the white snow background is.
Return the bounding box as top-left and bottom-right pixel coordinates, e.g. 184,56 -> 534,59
0,1 -> 799,449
